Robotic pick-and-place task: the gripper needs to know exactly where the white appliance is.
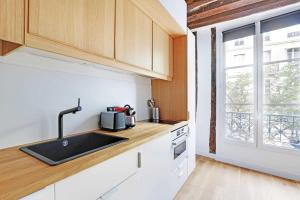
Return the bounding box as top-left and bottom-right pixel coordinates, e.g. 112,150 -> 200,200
170,125 -> 189,197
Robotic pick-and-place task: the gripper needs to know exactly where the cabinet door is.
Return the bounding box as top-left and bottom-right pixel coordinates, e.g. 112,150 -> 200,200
153,23 -> 173,77
0,0 -> 24,44
55,148 -> 139,200
139,133 -> 173,200
20,185 -> 54,200
115,0 -> 152,70
28,0 -> 115,58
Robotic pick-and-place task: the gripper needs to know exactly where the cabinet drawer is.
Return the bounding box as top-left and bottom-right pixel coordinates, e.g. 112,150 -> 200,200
55,148 -> 139,200
171,158 -> 188,198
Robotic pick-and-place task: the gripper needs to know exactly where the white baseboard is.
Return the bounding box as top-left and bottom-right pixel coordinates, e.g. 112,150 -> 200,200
196,151 -> 216,159
215,155 -> 300,182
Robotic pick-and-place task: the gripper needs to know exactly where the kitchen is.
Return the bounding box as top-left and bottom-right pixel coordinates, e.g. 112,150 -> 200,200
1,0 -> 300,200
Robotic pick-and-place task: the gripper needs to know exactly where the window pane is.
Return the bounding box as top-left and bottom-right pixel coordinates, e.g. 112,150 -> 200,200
224,34 -> 255,143
262,24 -> 300,150
225,35 -> 254,67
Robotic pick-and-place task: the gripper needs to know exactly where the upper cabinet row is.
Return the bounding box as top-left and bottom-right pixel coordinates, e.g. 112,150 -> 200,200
0,0 -> 186,80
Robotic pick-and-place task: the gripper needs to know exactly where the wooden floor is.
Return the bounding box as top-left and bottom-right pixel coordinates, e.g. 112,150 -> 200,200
175,156 -> 300,200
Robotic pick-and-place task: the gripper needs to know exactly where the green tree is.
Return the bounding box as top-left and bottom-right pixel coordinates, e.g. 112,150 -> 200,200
266,62 -> 300,115
226,72 -> 252,113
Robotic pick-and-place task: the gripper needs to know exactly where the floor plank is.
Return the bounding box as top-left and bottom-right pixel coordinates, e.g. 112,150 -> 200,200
175,156 -> 300,200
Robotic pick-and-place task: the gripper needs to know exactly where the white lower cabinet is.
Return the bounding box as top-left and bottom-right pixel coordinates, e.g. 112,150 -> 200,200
55,147 -> 140,200
170,157 -> 188,197
22,131 -> 192,200
20,185 -> 54,200
139,133 -> 173,200
100,133 -> 173,200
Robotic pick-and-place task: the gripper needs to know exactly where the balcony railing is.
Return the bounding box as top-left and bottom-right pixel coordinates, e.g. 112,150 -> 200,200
225,112 -> 300,148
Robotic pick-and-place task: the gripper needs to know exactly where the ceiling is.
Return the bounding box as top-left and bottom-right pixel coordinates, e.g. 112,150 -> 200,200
186,0 -> 300,29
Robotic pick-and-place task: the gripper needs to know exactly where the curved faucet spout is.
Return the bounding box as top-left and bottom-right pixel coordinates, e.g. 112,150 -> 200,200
58,98 -> 82,139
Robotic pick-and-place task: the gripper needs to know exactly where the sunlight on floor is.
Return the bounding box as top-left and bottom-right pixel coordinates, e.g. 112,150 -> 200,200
175,156 -> 300,200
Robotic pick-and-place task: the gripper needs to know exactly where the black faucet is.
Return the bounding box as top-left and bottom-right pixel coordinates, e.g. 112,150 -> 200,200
58,98 -> 82,139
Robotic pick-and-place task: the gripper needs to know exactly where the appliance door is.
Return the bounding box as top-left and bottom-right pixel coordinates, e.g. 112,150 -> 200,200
174,140 -> 187,160
172,135 -> 188,160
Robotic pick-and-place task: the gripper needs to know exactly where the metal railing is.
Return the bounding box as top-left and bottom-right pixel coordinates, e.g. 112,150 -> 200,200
225,112 -> 300,146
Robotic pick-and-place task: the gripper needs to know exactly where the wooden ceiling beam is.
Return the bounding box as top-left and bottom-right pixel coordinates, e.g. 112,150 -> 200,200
188,0 -> 300,29
187,0 -> 217,11
188,0 -> 264,21
188,0 -> 239,16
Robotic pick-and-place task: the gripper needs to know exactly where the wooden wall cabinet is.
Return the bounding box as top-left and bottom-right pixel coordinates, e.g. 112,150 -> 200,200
27,0 -> 115,59
0,0 -> 24,44
153,23 -> 173,77
0,0 -> 24,55
115,0 -> 153,70
0,0 -> 184,80
152,36 -> 188,121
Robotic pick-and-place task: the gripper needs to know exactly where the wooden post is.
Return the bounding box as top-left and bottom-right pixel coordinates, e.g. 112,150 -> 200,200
209,27 -> 217,154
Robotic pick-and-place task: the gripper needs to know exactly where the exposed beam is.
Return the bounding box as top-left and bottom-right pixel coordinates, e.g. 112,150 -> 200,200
188,0 -> 262,21
188,0 -> 300,29
187,0 -> 217,11
188,0 -> 239,16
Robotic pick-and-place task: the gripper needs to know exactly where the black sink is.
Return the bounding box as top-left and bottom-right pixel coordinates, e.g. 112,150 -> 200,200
20,132 -> 128,166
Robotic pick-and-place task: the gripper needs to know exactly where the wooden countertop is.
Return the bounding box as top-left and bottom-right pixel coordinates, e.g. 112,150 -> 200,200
0,121 -> 188,200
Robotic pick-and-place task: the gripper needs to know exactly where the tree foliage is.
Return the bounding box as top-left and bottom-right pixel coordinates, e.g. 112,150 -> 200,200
226,62 -> 300,115
266,62 -> 300,115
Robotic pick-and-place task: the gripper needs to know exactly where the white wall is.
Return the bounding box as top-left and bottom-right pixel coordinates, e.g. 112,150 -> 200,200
194,3 -> 300,181
0,48 -> 151,149
159,0 -> 187,32
195,28 -> 212,158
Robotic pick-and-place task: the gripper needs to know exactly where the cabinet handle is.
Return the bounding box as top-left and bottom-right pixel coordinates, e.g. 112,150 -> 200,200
138,152 -> 142,168
178,170 -> 184,178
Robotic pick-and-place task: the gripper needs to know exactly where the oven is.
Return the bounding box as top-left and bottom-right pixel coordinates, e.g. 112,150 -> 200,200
171,125 -> 189,160
170,125 -> 189,197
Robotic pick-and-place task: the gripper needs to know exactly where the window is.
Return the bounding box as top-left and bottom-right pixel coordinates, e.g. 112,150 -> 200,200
223,24 -> 255,143
287,48 -> 300,60
287,31 -> 300,38
233,54 -> 246,64
234,39 -> 244,46
222,10 -> 300,151
263,50 -> 271,62
264,35 -> 271,41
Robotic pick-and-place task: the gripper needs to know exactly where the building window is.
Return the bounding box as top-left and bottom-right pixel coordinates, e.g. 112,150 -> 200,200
263,50 -> 271,63
222,10 -> 300,151
233,54 -> 246,64
264,35 -> 271,41
287,31 -> 300,38
234,39 -> 244,46
287,48 -> 300,60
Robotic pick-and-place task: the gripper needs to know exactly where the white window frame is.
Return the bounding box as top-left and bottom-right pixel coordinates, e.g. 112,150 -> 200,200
218,18 -> 300,155
218,21 -> 259,148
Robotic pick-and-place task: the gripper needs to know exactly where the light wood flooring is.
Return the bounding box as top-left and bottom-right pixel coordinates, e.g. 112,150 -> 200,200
175,156 -> 300,200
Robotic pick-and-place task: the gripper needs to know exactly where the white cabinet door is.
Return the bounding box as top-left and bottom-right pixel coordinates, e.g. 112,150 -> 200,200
20,185 -> 54,200
55,147 -> 140,200
139,133 -> 173,200
187,29 -> 196,176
